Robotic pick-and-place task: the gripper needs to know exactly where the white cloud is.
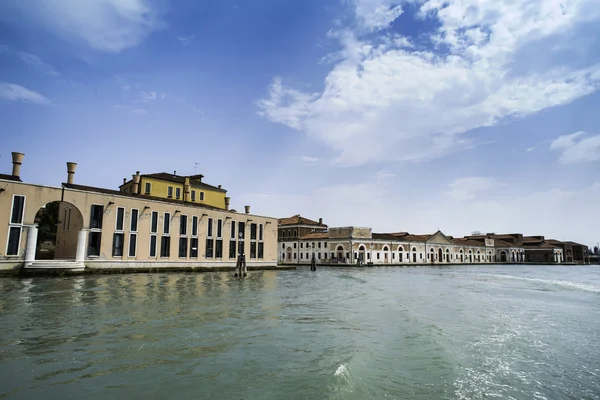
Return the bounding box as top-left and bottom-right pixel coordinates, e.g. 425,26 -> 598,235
140,91 -> 157,102
258,0 -> 600,166
177,35 -> 195,45
0,45 -> 60,76
446,177 -> 499,201
526,146 -> 535,152
0,82 -> 49,104
353,0 -> 403,32
550,131 -> 600,163
7,0 -> 163,52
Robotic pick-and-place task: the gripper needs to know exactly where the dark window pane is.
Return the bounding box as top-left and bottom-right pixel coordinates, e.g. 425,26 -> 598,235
145,182 -> 151,194
112,233 -> 124,256
258,242 -> 264,259
206,238 -> 214,258
215,240 -> 223,258
192,216 -> 198,236
163,213 -> 170,234
229,240 -> 236,258
250,242 -> 257,259
259,224 -> 263,241
128,234 -> 137,257
190,238 -> 198,258
207,218 -> 213,237
90,205 -> 104,229
7,226 -> 21,255
230,221 -> 236,239
250,223 -> 257,240
150,235 -> 157,257
10,196 -> 25,224
161,236 -> 171,257
217,220 -> 222,238
239,240 -> 245,257
88,232 -> 102,256
151,212 -> 158,233
238,222 -> 245,239
130,209 -> 139,232
116,207 -> 125,231
179,237 -> 188,258
180,215 -> 187,235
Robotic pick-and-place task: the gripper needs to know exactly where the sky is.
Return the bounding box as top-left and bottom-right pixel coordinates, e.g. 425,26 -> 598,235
1,0 -> 599,247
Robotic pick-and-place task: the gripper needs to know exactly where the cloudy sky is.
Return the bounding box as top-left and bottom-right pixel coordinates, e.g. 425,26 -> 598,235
1,0 -> 599,247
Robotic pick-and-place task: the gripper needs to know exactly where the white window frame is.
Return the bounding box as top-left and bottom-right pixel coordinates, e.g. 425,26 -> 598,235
149,211 -> 158,258
144,182 -> 152,194
6,194 -> 26,257
175,187 -> 181,200
191,190 -> 196,202
128,208 -> 139,258
167,186 -> 173,198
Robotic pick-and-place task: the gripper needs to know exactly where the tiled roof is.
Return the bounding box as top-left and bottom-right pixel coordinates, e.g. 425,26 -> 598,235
278,214 -> 327,227
300,232 -> 329,240
372,233 -> 405,241
63,183 -> 226,211
141,172 -> 226,192
452,238 -> 485,246
0,173 -> 22,182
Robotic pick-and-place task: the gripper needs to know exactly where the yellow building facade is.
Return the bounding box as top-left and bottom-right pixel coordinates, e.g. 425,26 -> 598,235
120,172 -> 229,210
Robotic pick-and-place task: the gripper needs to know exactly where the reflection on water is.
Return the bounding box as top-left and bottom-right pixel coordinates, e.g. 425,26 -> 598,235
1,266 -> 599,399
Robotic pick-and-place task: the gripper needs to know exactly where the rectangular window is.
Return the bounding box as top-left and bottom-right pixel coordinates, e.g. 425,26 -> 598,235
160,236 -> 170,257
112,233 -> 124,257
229,240 -> 237,258
63,209 -> 67,231
151,211 -> 158,233
192,216 -> 198,237
130,209 -> 139,232
215,239 -> 223,258
145,182 -> 151,194
259,224 -> 263,241
90,204 -> 104,229
175,187 -> 181,199
301,243 -> 303,249
88,232 -> 102,257
150,235 -> 157,257
238,222 -> 245,239
6,226 -> 22,256
190,238 -> 198,258
115,207 -> 125,231
180,215 -> 187,236
207,218 -> 213,237
128,233 -> 137,257
67,208 -> 71,230
168,186 -> 173,198
163,213 -> 170,234
206,238 -> 214,258
217,219 -> 222,238
250,223 -> 257,240
11,195 -> 25,224
250,241 -> 257,259
200,192 -> 205,201
191,190 -> 196,201
318,242 -> 321,249
230,221 -> 236,239
300,252 -> 303,259
179,237 -> 188,258
318,252 -> 322,259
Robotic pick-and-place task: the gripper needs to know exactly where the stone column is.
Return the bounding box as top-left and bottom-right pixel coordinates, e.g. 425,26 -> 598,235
25,224 -> 38,266
76,230 -> 87,262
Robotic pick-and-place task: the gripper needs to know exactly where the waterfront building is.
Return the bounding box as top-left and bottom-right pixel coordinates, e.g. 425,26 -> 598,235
0,152 -> 278,274
119,171 -> 229,210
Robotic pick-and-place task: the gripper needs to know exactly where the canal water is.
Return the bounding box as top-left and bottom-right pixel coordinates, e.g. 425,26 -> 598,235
1,265 -> 599,399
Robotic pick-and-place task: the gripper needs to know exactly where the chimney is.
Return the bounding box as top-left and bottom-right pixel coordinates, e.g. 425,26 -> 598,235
225,197 -> 230,210
218,184 -> 221,189
184,177 -> 191,201
123,178 -> 127,185
173,170 -> 177,178
245,205 -> 250,214
319,218 -> 323,225
66,162 -> 77,184
11,152 -> 24,178
132,171 -> 140,194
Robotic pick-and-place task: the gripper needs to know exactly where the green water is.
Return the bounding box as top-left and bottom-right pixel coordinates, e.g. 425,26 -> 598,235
1,265 -> 599,399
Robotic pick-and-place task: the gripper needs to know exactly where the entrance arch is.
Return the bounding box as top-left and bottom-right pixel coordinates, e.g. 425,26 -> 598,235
412,247 -> 417,263
34,201 -> 84,260
286,247 -> 293,261
383,246 -> 389,263
358,245 -> 366,263
438,248 -> 443,263
336,245 -> 344,261
499,250 -> 507,263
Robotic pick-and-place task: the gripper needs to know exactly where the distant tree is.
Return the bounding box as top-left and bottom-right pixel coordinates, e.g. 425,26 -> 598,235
594,246 -> 599,255
36,201 -> 61,243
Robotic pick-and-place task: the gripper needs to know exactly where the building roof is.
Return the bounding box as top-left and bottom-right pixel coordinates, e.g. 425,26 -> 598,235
452,238 -> 485,246
63,183 -> 226,211
278,214 -> 327,227
0,173 -> 22,182
300,231 -> 330,240
121,172 -> 227,193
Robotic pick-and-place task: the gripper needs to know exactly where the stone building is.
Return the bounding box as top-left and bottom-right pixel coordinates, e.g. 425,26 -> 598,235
1,152 -> 279,274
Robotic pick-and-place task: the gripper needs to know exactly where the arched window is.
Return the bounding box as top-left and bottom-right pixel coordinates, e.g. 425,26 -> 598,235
287,230 -> 291,237
383,246 -> 389,252
293,229 -> 297,237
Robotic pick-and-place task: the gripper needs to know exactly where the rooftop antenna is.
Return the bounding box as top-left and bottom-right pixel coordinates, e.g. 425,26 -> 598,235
194,162 -> 199,175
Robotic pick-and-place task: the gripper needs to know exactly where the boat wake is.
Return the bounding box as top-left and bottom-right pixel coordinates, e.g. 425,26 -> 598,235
484,274 -> 600,294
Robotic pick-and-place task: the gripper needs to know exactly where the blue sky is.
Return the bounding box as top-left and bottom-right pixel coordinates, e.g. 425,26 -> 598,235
1,0 -> 599,247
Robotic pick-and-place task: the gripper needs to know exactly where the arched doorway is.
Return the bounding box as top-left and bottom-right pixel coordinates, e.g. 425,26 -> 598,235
438,248 -> 443,263
412,247 -> 417,263
286,247 -> 293,261
383,246 -> 389,263
398,246 -> 404,262
476,250 -> 481,263
358,245 -> 366,264
337,245 -> 344,261
500,250 -> 507,263
468,250 -> 473,263
460,249 -> 464,262
34,201 -> 84,260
